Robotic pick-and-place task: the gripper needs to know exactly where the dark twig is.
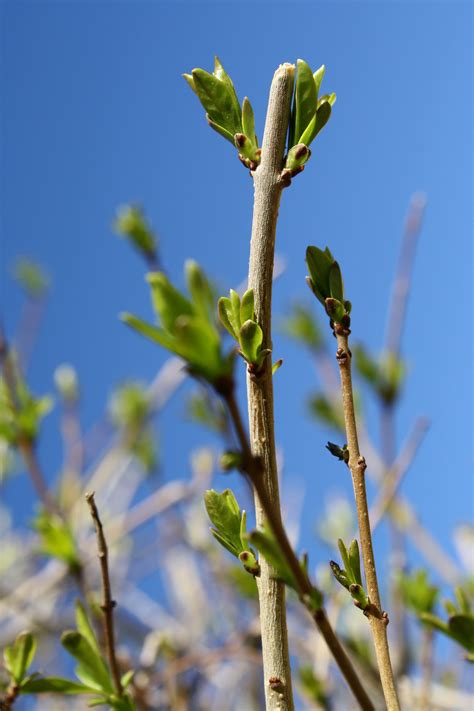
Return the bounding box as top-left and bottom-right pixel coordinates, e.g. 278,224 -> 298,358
85,491 -> 123,697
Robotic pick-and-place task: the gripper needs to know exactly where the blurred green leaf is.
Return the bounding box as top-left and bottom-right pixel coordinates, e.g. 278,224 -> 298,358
280,303 -> 323,351
61,631 -> 113,694
21,677 -> 96,694
398,569 -> 438,616
309,394 -> 345,432
3,632 -> 37,684
13,259 -> 49,299
114,205 -> 158,265
34,510 -> 80,572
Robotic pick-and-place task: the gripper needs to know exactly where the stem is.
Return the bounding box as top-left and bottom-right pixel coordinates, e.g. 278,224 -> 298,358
85,491 -> 123,698
245,61 -> 295,711
224,390 -> 374,711
335,332 -> 400,710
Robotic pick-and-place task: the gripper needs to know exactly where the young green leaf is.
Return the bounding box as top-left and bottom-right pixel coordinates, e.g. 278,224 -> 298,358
3,632 -> 37,684
349,540 -> 362,587
205,489 -> 243,558
248,528 -> 295,589
337,539 -> 352,581
241,97 -> 256,145
75,601 -> 101,658
313,64 -> 325,97
21,677 -> 96,694
329,262 -> 344,302
240,289 -> 255,324
191,68 -> 242,138
293,59 -> 317,146
61,631 -> 113,695
218,297 -> 238,338
146,272 -> 194,332
239,320 -> 263,365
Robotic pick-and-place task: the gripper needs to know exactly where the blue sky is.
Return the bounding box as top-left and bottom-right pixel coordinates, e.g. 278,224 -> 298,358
2,0 -> 472,605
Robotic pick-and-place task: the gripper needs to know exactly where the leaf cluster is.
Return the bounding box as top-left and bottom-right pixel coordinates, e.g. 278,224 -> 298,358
114,205 -> 158,266
204,489 -> 260,576
4,604 -> 136,708
354,345 -> 405,405
0,362 -> 52,448
330,539 -> 369,612
122,262 -> 233,385
184,57 -> 260,170
218,289 -> 270,373
420,586 -> 474,662
306,246 -> 351,328
285,59 -> 335,176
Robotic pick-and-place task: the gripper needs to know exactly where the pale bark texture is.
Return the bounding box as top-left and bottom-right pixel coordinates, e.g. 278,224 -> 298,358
246,63 -> 295,711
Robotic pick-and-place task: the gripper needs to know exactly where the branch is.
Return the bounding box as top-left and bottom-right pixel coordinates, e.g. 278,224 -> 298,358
335,333 -> 400,711
224,390 -> 374,711
85,491 -> 123,697
245,61 -> 296,711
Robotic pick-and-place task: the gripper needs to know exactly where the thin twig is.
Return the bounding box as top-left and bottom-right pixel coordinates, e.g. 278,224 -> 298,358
85,491 -> 123,697
0,330 -> 56,513
224,390 -> 374,711
370,417 -> 430,532
335,332 -> 400,710
245,61 -> 296,711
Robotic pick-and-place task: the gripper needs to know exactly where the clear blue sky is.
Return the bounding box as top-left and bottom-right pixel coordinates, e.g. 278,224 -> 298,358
2,1 -> 472,599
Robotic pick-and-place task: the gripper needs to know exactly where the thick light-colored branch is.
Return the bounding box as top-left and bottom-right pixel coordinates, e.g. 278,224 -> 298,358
245,61 -> 295,711
224,391 -> 374,711
335,333 -> 400,711
85,491 -> 123,698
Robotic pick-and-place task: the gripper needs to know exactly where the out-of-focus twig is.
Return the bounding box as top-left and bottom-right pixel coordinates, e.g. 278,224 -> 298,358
85,491 -> 123,697
370,417 -> 430,532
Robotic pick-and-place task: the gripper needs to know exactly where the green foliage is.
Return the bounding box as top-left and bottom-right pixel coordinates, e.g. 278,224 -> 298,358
286,59 -> 335,175
204,489 -> 260,576
280,302 -> 324,351
184,57 -> 260,169
248,526 -> 323,611
13,258 -> 49,299
15,603 -> 136,707
114,204 -> 158,266
0,359 -> 53,447
218,288 -> 270,373
110,381 -> 158,473
309,394 -> 345,432
330,539 -> 369,612
306,246 -> 351,327
186,389 -> 228,434
3,632 -> 37,686
420,586 -> 474,662
398,569 -> 439,616
122,263 -> 233,385
353,345 -> 405,405
33,510 -> 81,573
299,666 -> 329,708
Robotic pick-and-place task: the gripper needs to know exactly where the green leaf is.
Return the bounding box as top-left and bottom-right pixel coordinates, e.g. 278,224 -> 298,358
241,97 -> 256,145
20,677 -> 96,694
192,68 -> 241,137
299,101 -> 332,147
306,246 -> 333,301
239,320 -> 263,365
205,489 -> 244,558
448,615 -> 474,653
230,289 -> 241,331
121,314 -> 177,352
293,59 -> 317,146
185,260 -> 214,317
61,631 -> 113,695
34,511 -> 80,571
3,632 -> 37,684
248,528 -> 295,588
337,539 -> 352,581
114,205 -> 157,262
240,289 -> 255,324
349,540 -> 362,587
329,262 -> 344,302
218,297 -> 238,338
75,601 -> 101,658
13,259 -> 49,299
146,272 -> 194,332
324,298 -> 345,322
213,56 -> 242,128
349,583 -> 369,610
329,560 -> 351,590
120,670 -> 135,690
206,117 -> 235,144
280,303 -> 323,351
313,65 -> 325,97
